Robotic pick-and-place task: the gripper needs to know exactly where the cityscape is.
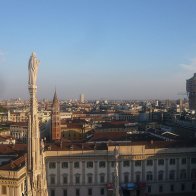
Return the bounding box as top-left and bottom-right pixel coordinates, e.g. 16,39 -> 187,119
1,1 -> 196,196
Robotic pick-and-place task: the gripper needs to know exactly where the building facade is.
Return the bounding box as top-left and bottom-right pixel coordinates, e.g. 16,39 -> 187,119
186,73 -> 196,111
0,110 -> 28,123
0,143 -> 28,196
45,142 -> 196,196
0,155 -> 26,196
10,122 -> 28,142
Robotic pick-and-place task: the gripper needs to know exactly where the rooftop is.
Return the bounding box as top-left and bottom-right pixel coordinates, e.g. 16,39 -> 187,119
88,130 -> 163,143
0,144 -> 27,171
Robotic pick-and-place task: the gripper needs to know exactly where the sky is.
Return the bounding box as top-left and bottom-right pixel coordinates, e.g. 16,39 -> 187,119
1,0 -> 196,100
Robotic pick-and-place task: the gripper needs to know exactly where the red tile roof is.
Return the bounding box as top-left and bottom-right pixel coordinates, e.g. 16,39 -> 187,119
0,144 -> 27,154
0,154 -> 26,171
89,131 -> 127,142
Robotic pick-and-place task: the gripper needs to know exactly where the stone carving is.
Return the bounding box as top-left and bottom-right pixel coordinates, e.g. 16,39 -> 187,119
27,53 -> 48,196
28,52 -> 40,85
114,146 -> 120,196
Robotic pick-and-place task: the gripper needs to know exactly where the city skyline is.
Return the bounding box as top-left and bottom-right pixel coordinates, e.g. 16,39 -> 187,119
1,1 -> 196,100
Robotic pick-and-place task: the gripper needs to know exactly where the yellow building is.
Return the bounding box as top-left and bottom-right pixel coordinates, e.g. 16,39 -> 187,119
0,144 -> 26,196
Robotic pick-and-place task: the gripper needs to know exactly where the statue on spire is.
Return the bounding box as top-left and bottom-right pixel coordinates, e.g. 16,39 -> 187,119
28,52 -> 40,86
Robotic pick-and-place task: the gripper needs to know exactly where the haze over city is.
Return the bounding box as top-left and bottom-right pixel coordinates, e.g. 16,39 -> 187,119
1,2 -> 196,196
1,0 -> 196,100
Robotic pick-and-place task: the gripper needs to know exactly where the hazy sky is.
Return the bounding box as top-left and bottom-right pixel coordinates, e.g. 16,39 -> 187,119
1,0 -> 196,100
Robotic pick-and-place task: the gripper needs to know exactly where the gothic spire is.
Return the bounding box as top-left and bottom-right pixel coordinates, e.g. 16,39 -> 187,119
53,88 -> 59,105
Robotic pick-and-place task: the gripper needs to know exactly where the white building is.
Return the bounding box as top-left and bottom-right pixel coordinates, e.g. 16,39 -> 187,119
45,141 -> 196,196
80,94 -> 85,103
10,122 -> 28,142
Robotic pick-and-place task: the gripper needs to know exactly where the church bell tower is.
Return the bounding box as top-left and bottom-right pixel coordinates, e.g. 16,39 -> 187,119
51,90 -> 61,141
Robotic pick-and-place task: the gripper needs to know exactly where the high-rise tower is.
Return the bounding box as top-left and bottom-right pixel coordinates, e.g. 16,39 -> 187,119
186,73 -> 196,111
27,52 -> 48,196
51,90 -> 61,140
80,93 -> 85,103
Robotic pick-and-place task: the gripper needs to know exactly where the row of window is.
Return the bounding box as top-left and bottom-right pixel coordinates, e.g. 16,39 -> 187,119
49,169 -> 196,185
50,173 -> 106,185
49,158 -> 196,169
1,184 -> 24,195
50,188 -> 105,196
147,183 -> 196,193
134,158 -> 195,167
49,184 -> 196,196
49,161 -> 105,169
145,169 -> 196,182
